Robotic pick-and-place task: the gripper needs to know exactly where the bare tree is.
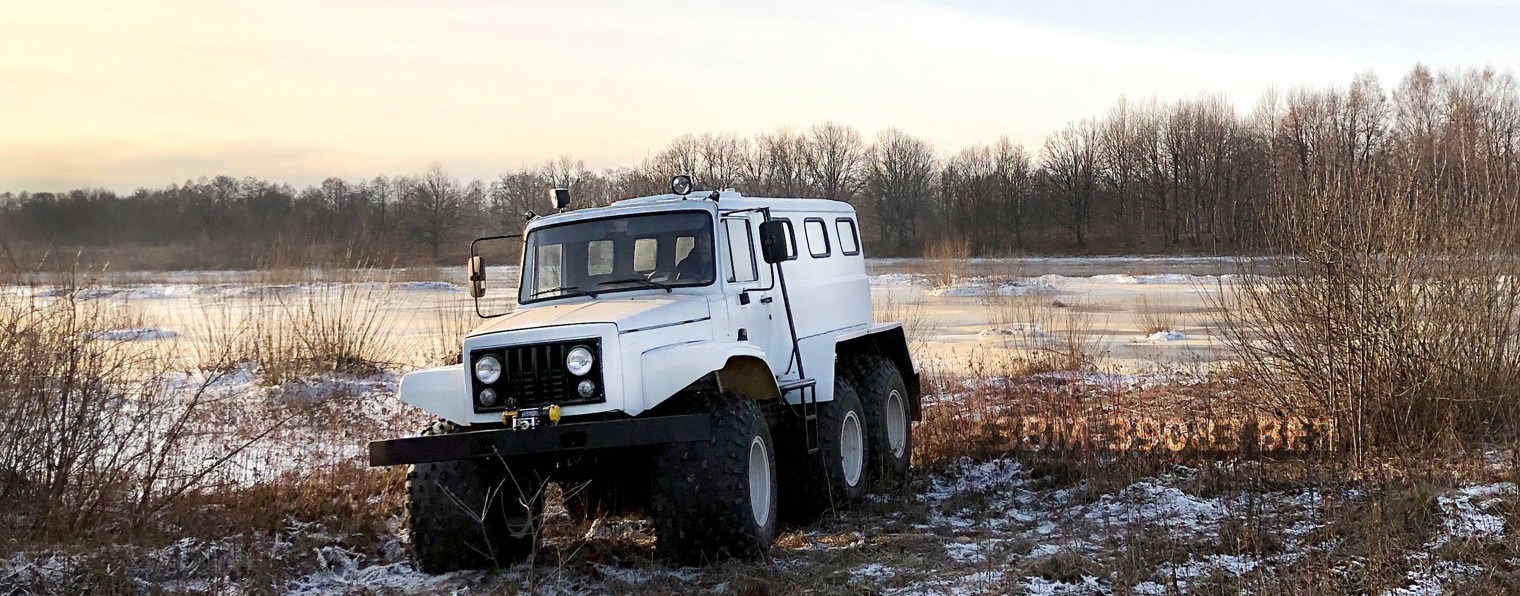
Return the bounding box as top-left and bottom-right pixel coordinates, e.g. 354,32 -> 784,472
401,164 -> 470,261
992,137 -> 1033,251
746,128 -> 809,196
1040,120 -> 1100,248
805,122 -> 865,201
863,129 -> 937,252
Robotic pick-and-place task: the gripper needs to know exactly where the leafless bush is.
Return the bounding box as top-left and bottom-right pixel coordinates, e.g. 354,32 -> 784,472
1135,296 -> 1177,335
921,235 -> 972,287
428,305 -> 478,366
246,268 -> 402,381
981,294 -> 1107,373
0,283 -> 290,544
872,288 -> 937,360
1216,67 -> 1520,455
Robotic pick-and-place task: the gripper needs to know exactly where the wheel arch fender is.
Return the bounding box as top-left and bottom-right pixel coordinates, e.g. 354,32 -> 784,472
398,364 -> 474,426
641,341 -> 780,407
834,323 -> 922,420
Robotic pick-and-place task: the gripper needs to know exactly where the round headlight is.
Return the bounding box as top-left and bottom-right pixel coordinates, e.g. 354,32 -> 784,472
479,388 -> 498,407
577,379 -> 597,398
566,346 -> 594,376
474,355 -> 502,384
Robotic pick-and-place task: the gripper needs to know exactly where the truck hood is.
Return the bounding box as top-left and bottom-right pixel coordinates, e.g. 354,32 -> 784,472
469,294 -> 711,337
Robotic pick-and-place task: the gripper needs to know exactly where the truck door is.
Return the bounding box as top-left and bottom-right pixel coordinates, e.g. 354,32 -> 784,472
719,214 -> 787,374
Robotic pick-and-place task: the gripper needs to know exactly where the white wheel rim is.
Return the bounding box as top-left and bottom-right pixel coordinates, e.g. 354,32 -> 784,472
886,389 -> 908,459
841,410 -> 864,486
749,436 -> 772,527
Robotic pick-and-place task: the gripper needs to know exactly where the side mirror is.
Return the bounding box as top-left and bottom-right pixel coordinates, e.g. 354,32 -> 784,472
758,221 -> 790,264
467,255 -> 486,298
549,188 -> 571,211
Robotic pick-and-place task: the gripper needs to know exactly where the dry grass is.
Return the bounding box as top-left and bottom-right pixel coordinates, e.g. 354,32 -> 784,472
427,305 -> 478,366
235,269 -> 404,382
1135,295 -> 1177,335
0,261 -> 421,561
979,294 -> 1108,374
871,288 -> 937,361
0,281 -> 296,547
920,235 -> 973,287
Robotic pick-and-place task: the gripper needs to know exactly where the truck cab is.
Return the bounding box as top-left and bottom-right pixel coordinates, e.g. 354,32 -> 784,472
370,178 -> 920,571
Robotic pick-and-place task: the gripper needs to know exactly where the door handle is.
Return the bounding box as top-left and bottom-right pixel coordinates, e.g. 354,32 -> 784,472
760,296 -> 774,304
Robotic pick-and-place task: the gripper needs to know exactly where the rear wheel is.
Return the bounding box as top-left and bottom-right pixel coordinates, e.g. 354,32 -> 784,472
651,393 -> 778,564
783,380 -> 869,520
849,356 -> 913,484
406,423 -> 544,573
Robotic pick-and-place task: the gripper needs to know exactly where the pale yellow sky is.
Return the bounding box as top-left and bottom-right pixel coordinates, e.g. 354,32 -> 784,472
2,0 -> 1504,192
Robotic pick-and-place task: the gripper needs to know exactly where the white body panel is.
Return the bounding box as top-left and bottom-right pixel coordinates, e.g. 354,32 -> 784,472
397,191 -> 879,425
640,340 -> 771,407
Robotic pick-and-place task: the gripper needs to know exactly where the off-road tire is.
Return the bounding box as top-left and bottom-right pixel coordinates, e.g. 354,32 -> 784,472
651,393 -> 778,564
847,356 -> 914,484
406,422 -> 544,573
783,380 -> 869,520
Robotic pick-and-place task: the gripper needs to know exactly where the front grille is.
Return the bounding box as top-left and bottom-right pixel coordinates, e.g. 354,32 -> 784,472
470,338 -> 605,413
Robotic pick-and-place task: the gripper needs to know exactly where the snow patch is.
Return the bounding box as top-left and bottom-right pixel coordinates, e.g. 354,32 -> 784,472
980,323 -> 1045,337
869,273 -> 927,286
87,327 -> 180,341
1433,482 -> 1514,546
1084,482 -> 1222,534
852,562 -> 896,580
390,281 -> 459,292
1022,575 -> 1106,595
1140,330 -> 1186,342
931,278 -> 1059,297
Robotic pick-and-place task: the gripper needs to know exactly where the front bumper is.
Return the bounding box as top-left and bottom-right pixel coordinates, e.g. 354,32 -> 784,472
368,414 -> 711,467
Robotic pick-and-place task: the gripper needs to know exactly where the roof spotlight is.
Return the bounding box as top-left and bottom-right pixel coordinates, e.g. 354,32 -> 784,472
549,188 -> 571,211
671,175 -> 694,196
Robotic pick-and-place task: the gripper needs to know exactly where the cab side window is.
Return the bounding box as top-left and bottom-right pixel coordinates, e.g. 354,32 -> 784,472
804,218 -> 830,258
724,218 -> 759,283
773,218 -> 799,261
836,218 -> 860,256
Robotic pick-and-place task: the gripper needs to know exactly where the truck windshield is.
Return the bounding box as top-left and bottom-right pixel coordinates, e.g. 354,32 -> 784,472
519,211 -> 716,303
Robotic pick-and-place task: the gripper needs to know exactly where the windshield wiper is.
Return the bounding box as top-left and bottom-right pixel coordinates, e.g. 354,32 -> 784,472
597,277 -> 674,293
530,286 -> 591,299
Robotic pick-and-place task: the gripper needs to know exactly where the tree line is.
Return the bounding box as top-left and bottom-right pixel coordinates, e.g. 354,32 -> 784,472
2,64 -> 1516,271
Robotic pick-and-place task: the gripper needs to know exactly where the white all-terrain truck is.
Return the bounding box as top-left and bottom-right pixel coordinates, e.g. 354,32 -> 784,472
369,176 -> 920,571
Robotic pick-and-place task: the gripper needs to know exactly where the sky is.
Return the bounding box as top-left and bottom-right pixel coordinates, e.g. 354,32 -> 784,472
3,0 -> 1517,193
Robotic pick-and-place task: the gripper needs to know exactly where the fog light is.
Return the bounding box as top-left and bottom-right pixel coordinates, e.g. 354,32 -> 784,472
577,379 -> 596,398
479,388 -> 498,407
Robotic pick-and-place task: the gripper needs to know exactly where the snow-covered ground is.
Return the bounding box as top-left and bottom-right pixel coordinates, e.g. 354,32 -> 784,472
6,450 -> 1511,594
15,257 -> 1505,594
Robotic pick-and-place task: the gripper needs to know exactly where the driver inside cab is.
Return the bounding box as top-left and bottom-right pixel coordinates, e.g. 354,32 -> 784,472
673,233 -> 715,283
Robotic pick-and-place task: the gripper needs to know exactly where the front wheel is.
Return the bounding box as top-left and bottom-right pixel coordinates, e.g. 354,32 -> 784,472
406,426 -> 544,573
651,393 -> 777,564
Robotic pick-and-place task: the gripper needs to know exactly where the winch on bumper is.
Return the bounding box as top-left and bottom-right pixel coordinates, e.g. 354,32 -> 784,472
367,413 -> 712,467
